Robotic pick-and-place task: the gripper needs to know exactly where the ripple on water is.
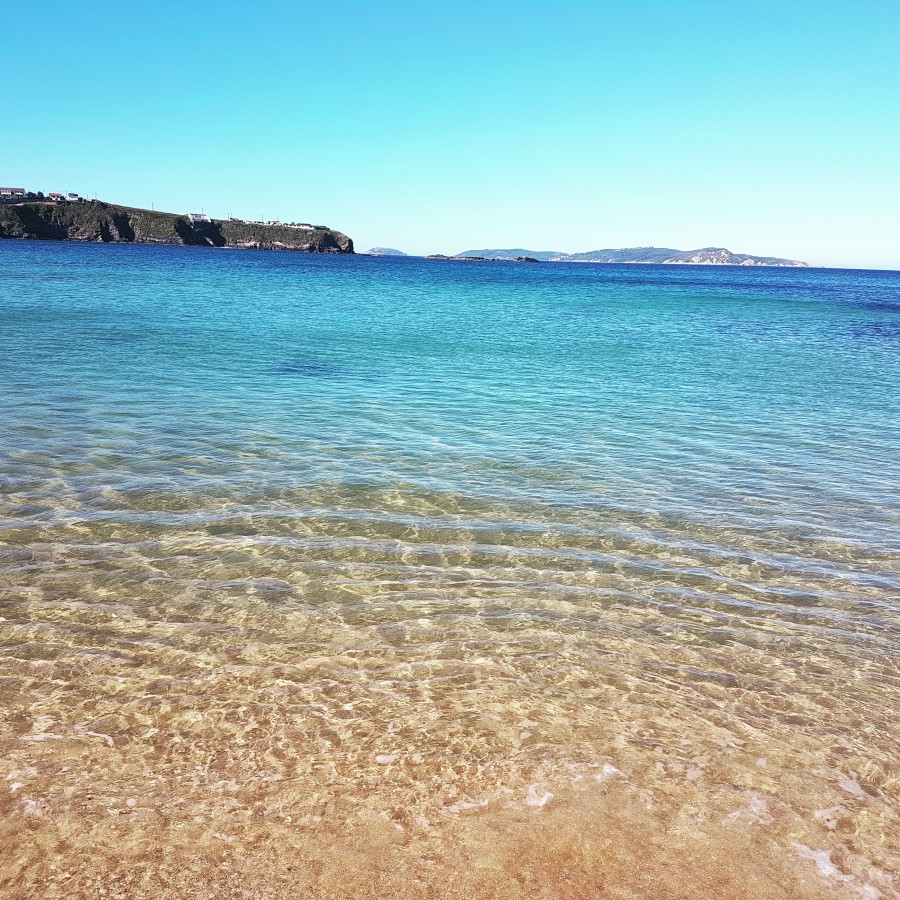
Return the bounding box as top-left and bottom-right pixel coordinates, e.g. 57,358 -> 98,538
0,245 -> 898,896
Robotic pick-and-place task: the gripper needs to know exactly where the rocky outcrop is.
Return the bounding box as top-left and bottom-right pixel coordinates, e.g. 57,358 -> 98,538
0,201 -> 354,254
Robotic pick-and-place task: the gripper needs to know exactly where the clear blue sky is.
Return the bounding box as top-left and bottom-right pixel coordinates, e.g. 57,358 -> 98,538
5,1 -> 899,267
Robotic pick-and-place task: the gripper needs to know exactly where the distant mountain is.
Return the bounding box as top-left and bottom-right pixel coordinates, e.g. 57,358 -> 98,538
655,247 -> 809,267
556,247 -> 679,263
366,247 -> 407,256
456,246 -> 809,267
455,249 -> 565,261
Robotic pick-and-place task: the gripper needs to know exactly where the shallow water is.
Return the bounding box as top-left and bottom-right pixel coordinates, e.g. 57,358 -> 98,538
0,242 -> 898,898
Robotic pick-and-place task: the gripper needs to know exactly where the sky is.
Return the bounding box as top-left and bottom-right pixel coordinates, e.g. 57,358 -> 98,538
4,1 -> 899,268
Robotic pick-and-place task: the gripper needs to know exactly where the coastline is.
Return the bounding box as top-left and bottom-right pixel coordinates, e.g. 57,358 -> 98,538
0,200 -> 354,254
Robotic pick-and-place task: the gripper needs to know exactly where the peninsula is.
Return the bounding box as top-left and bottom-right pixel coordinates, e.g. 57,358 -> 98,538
0,198 -> 354,254
454,247 -> 810,266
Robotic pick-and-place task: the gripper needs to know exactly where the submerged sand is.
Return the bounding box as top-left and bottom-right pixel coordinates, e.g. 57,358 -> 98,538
1,517 -> 897,897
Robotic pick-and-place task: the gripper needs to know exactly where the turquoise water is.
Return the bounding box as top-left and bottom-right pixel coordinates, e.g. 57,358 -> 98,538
1,240 -> 898,896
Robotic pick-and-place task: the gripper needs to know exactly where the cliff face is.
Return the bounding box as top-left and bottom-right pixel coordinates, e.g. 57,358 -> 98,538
0,201 -> 354,254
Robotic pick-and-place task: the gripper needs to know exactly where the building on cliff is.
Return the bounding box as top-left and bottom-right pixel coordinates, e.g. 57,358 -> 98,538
0,188 -> 26,199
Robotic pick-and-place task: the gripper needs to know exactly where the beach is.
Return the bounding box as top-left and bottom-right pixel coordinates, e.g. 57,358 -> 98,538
1,242 -> 898,898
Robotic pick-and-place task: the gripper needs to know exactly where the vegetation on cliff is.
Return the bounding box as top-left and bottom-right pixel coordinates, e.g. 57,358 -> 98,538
0,201 -> 354,254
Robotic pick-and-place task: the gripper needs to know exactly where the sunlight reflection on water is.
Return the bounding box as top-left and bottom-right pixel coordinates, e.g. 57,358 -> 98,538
0,243 -> 898,897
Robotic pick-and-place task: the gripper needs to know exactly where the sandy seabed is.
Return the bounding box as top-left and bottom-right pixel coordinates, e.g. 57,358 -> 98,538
0,769 -> 869,899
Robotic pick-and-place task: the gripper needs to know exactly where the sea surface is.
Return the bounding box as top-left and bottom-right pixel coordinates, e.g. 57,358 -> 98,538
1,241 -> 898,898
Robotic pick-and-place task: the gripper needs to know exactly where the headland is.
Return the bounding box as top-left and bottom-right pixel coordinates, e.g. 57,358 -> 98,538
0,197 -> 354,254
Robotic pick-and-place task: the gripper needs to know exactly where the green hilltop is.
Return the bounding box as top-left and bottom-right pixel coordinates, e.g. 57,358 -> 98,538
0,200 -> 354,254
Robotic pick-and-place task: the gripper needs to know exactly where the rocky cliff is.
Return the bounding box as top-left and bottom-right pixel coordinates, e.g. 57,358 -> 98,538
0,201 -> 354,254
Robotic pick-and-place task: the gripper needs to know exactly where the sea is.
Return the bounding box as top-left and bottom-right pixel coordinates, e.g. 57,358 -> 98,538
1,240 -> 898,898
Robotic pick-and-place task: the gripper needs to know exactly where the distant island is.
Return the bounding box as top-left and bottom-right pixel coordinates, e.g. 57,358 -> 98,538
1,190 -> 809,266
0,196 -> 353,254
427,254 -> 539,263
454,247 -> 810,266
452,248 -> 565,261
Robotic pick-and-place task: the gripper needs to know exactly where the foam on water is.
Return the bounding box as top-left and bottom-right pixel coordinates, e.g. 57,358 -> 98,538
0,242 -> 898,897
